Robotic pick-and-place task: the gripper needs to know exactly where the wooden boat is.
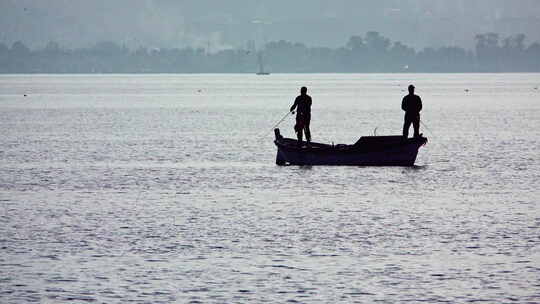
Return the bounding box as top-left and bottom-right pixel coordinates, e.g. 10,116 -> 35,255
274,128 -> 427,166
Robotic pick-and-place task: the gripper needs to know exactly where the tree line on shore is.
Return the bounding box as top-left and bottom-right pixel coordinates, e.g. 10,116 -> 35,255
1,32 -> 539,73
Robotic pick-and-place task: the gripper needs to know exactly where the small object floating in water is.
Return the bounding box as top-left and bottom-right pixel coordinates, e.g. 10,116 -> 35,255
273,128 -> 427,166
464,89 -> 469,92
23,94 -> 27,97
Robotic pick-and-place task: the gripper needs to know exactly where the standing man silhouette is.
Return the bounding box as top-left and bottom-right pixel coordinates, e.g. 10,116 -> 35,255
402,84 -> 422,138
290,86 -> 312,146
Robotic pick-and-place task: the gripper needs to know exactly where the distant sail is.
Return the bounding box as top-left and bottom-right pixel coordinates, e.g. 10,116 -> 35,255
257,52 -> 270,75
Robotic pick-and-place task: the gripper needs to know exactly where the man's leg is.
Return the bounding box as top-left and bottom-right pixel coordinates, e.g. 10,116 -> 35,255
403,117 -> 411,138
304,118 -> 311,143
295,118 -> 303,145
412,116 -> 420,137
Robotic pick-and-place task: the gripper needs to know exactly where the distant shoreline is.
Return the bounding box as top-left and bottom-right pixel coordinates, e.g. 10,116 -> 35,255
2,32 -> 540,74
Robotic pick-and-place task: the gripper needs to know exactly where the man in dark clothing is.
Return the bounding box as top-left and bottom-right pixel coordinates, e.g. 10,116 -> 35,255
402,84 -> 422,138
290,86 -> 312,145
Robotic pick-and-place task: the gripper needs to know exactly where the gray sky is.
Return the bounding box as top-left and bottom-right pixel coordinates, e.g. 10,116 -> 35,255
1,0 -> 540,50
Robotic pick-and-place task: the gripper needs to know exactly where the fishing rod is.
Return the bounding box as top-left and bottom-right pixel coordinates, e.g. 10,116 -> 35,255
271,110 -> 294,130
258,110 -> 294,140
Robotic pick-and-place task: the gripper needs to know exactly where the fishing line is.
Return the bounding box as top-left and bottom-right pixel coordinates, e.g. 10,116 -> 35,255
420,119 -> 451,154
420,120 -> 436,137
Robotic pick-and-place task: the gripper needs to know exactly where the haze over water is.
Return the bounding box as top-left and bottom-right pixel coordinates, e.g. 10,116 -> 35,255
1,74 -> 539,303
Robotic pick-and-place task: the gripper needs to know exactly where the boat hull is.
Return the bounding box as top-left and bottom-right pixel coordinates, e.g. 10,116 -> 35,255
274,129 -> 427,166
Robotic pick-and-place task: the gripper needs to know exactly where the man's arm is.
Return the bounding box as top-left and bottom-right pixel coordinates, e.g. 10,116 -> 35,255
290,98 -> 298,112
401,96 -> 407,112
417,96 -> 422,112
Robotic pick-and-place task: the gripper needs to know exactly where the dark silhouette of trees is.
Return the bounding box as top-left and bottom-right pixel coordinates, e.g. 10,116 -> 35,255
475,33 -> 501,71
388,41 -> 415,71
473,32 -> 540,72
1,32 -> 539,73
525,42 -> 540,71
11,41 -> 31,56
265,40 -> 309,72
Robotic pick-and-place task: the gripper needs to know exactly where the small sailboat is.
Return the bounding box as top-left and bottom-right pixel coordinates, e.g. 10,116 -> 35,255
256,52 -> 270,75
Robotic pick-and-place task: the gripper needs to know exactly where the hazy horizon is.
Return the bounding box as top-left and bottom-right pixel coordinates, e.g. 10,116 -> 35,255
2,0 -> 540,51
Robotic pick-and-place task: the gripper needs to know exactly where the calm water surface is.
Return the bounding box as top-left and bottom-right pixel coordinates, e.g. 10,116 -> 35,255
1,74 -> 539,303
